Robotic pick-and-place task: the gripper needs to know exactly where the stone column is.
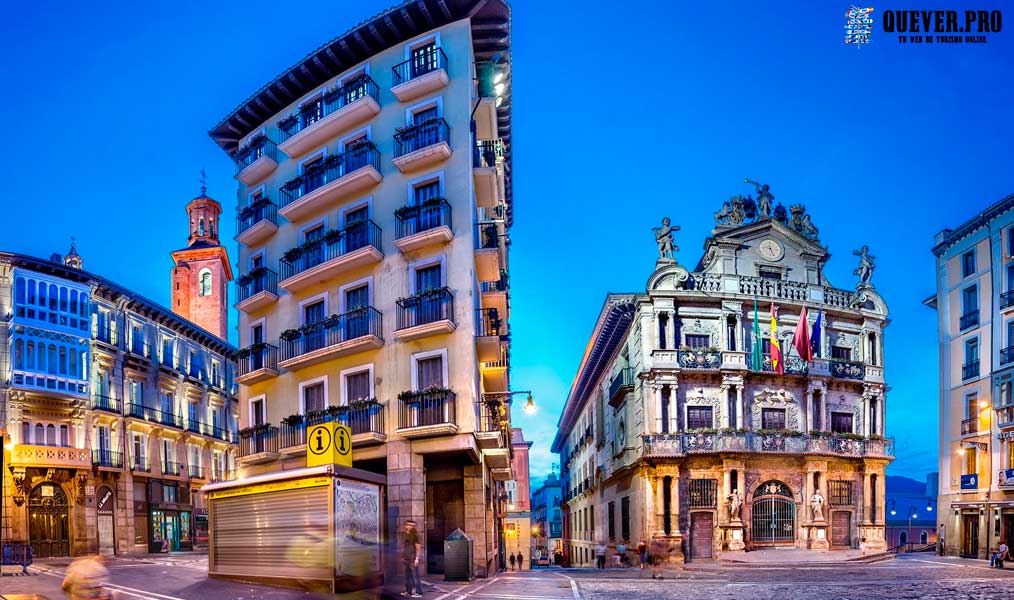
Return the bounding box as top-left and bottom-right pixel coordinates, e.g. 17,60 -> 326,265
667,385 -> 678,432
721,385 -> 731,428
654,476 -> 666,536
736,387 -> 745,429
463,464 -> 488,577
804,389 -> 813,433
386,440 -> 426,575
643,471 -> 657,538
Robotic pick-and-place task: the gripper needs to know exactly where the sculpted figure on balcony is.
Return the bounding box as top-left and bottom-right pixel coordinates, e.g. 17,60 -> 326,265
653,218 -> 679,261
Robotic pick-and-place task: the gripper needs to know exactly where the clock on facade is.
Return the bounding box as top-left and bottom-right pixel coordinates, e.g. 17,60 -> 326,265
759,239 -> 784,261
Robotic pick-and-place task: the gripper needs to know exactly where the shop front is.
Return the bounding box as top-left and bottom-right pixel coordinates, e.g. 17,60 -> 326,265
96,485 -> 116,556
147,479 -> 193,552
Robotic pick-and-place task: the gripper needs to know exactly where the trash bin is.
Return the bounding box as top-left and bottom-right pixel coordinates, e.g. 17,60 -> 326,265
443,529 -> 473,582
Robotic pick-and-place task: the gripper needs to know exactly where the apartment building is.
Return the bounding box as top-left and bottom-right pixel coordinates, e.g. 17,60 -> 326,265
0,236 -> 238,557
929,192 -> 1014,558
531,472 -> 563,561
209,0 -> 514,578
552,192 -> 893,564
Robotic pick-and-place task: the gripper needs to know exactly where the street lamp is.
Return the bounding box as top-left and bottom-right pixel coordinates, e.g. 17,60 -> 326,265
484,390 -> 537,415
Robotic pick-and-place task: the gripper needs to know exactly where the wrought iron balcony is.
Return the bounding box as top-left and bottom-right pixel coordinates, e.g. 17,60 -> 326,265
398,389 -> 457,431
188,464 -> 206,479
392,47 -> 447,86
748,354 -> 810,375
473,138 -> 505,169
93,323 -> 117,346
278,221 -> 383,288
395,288 -> 455,331
962,360 -> 980,380
1003,290 -> 1014,310
394,198 -> 453,251
642,431 -> 895,459
678,349 -> 722,370
481,274 -> 509,293
233,135 -> 279,185
186,420 -> 206,435
341,401 -> 386,437
211,469 -> 234,483
1002,346 -> 1014,366
236,267 -> 279,311
279,420 -> 306,450
92,449 -> 124,468
960,311 -> 980,330
236,199 -> 278,246
278,143 -> 381,214
608,367 -> 635,407
394,118 -> 450,159
476,307 -> 505,338
278,75 -> 379,140
238,425 -> 279,458
161,460 -> 181,476
280,307 -> 383,363
830,360 -> 865,380
125,403 -> 183,429
131,458 -> 151,473
237,343 -> 278,381
961,417 -> 981,436
91,394 -> 120,414
999,406 -> 1014,429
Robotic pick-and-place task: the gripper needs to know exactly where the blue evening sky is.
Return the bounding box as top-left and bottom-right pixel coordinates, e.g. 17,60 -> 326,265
3,1 -> 1011,485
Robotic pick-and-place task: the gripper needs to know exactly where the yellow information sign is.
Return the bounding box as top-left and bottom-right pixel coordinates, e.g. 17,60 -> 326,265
206,476 -> 330,500
306,421 -> 353,467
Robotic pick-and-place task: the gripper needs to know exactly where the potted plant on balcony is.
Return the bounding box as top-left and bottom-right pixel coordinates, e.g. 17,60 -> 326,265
281,414 -> 304,426
322,229 -> 344,245
280,329 -> 302,341
237,347 -> 252,359
282,247 -> 303,263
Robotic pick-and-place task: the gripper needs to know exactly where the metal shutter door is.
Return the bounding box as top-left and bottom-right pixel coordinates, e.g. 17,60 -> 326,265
212,485 -> 330,580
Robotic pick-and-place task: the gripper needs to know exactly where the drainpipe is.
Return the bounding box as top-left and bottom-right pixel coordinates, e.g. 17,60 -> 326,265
987,222 -> 995,559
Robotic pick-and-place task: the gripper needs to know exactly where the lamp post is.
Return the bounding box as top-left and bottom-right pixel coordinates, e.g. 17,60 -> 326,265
482,390 -> 537,415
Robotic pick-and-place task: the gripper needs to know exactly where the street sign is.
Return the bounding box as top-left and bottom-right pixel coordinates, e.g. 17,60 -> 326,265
306,421 -> 353,468
961,473 -> 979,490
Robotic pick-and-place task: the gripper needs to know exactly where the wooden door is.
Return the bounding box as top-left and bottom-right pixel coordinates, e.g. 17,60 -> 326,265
690,512 -> 713,560
962,514 -> 979,557
831,511 -> 851,547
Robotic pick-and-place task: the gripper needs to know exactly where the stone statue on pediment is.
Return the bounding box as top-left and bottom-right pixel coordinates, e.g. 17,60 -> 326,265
853,245 -> 876,287
653,217 -> 679,261
744,179 -> 774,218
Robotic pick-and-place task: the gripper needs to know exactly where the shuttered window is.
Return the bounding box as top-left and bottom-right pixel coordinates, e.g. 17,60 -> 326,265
417,356 -> 444,390
346,371 -> 371,403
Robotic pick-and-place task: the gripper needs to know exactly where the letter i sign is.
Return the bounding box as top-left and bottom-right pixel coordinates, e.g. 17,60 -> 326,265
306,422 -> 353,467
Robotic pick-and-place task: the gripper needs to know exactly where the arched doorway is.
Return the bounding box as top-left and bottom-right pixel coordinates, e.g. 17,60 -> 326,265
920,530 -> 928,545
899,531 -> 908,546
96,485 -> 116,555
28,482 -> 70,558
751,480 -> 795,545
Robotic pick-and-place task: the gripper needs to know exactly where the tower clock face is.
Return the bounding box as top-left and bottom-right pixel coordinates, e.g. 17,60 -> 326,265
759,239 -> 784,261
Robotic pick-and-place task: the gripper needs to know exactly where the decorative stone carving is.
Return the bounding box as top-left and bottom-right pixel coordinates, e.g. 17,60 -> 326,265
752,388 -> 800,431
810,489 -> 826,522
653,218 -> 679,261
852,245 -> 876,289
685,389 -> 723,428
11,467 -> 27,506
744,179 -> 774,217
727,489 -> 743,522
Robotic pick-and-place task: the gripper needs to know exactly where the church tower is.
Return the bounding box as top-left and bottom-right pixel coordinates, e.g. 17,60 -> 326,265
170,173 -> 232,339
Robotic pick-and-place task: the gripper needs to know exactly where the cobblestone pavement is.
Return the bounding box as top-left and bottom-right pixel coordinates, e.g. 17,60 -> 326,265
5,553 -> 1014,599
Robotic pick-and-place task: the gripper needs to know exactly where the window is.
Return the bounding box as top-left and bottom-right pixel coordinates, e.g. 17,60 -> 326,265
759,269 -> 781,280
962,250 -> 976,278
761,408 -> 786,430
962,285 -> 978,316
303,299 -> 325,326
345,370 -> 371,403
133,433 -> 146,468
303,381 -> 325,414
965,338 -> 979,365
965,394 -> 978,419
830,412 -> 854,434
829,480 -> 855,506
413,179 -> 441,204
688,479 -> 718,509
416,355 -> 444,390
163,483 -> 178,504
410,41 -> 439,78
687,406 -> 714,430
685,334 -> 710,349
251,398 -> 265,426
414,263 -> 442,293
965,447 -> 977,475
607,502 -> 616,541
198,269 -> 212,296
620,497 -> 630,542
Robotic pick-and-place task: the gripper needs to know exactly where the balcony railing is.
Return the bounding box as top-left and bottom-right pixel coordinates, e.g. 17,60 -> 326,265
207,424 -> 236,443
131,458 -> 151,473
211,469 -> 234,483
394,118 -> 450,158
962,361 -> 980,380
234,136 -> 278,171
91,394 -> 120,414
678,349 -> 722,370
188,464 -> 205,479
476,221 -> 501,250
161,460 -> 181,476
237,200 -> 278,237
1002,346 -> 1014,366
239,426 -> 279,457
396,288 -> 454,330
999,406 -> 1014,428
340,401 -> 386,436
481,274 -> 509,293
476,399 -> 506,434
395,198 -> 452,239
237,268 -> 278,303
392,47 -> 447,85
92,449 -> 124,468
398,389 -> 456,429
280,420 -> 307,449
961,417 -> 981,435
280,307 -> 383,361
238,343 -> 278,376
186,420 -> 205,435
277,76 -> 379,141
279,143 -> 381,208
830,360 -> 865,380
642,431 -> 895,459
748,353 -> 810,375
473,138 -> 505,169
1003,291 -> 1014,310
960,311 -> 980,330
476,307 -> 505,337
94,323 -> 117,346
608,368 -> 635,406
125,403 -> 183,428
279,221 -> 382,281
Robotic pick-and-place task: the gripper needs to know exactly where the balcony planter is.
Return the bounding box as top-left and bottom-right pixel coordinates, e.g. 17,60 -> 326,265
281,414 -> 304,426
280,329 -> 302,341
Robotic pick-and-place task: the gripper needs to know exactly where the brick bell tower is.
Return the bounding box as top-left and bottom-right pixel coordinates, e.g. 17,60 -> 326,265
170,171 -> 233,339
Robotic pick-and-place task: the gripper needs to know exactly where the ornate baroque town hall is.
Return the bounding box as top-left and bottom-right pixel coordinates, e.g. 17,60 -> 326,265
552,188 -> 894,564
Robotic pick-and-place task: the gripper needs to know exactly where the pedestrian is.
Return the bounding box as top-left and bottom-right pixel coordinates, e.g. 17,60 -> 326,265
62,554 -> 111,600
401,520 -> 423,598
997,542 -> 1010,569
517,553 -> 525,570
616,541 -> 627,567
509,552 -> 516,571
637,539 -> 648,570
595,541 -> 607,569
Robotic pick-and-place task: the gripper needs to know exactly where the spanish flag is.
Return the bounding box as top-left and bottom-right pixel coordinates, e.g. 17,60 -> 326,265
770,304 -> 784,374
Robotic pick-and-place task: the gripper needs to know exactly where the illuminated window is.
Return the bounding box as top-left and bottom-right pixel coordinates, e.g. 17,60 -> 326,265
198,269 -> 212,297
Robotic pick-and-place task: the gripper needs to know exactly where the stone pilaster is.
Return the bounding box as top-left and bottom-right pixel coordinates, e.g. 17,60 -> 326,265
386,440 -> 425,574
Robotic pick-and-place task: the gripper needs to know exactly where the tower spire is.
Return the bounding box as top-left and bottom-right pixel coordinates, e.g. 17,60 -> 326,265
200,168 -> 207,196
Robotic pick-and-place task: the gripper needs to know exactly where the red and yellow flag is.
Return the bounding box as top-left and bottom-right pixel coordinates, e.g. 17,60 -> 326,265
770,304 -> 784,375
